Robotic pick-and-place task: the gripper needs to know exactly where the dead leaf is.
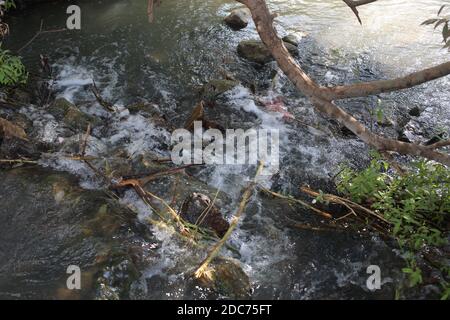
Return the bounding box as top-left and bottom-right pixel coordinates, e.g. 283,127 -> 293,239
0,117 -> 28,140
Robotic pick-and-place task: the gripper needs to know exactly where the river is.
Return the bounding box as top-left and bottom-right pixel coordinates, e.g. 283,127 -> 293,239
2,0 -> 449,299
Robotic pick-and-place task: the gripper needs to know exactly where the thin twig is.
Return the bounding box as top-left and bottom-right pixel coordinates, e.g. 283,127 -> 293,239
194,162 -> 264,280
258,186 -> 333,219
17,20 -> 66,53
91,80 -> 116,113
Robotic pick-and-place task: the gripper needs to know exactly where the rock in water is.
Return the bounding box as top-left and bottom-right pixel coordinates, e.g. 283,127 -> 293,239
180,193 -> 230,238
237,40 -> 298,64
195,257 -> 251,299
282,34 -> 300,47
224,8 -> 251,30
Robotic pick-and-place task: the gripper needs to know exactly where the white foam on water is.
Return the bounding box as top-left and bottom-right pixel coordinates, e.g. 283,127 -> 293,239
103,114 -> 171,158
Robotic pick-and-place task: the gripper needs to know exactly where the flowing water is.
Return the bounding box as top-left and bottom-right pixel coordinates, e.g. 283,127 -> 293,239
3,0 -> 450,299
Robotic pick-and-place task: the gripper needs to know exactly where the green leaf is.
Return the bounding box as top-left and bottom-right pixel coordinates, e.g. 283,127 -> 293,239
402,268 -> 413,274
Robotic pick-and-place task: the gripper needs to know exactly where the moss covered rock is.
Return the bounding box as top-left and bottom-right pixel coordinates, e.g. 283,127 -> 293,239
237,40 -> 298,64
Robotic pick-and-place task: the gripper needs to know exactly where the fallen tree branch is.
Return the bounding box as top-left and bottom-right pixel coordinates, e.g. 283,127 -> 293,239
147,0 -> 161,23
17,20 -> 66,53
194,162 -> 264,280
311,97 -> 450,166
0,159 -> 38,164
429,139 -> 450,150
290,222 -> 345,232
258,186 -> 332,219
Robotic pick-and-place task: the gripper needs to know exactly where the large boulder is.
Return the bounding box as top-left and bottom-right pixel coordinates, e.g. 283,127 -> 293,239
237,40 -> 298,64
224,8 -> 251,30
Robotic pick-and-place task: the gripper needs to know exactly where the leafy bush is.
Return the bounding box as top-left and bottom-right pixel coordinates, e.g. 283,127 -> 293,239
422,5 -> 450,51
336,153 -> 449,297
0,45 -> 27,85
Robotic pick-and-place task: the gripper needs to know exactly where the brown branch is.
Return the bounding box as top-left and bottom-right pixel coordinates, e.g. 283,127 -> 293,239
17,20 -> 66,53
258,186 -> 333,219
238,0 -> 450,103
346,0 -> 378,6
0,159 -> 38,164
91,80 -> 116,112
147,0 -> 161,23
237,0 -> 450,166
323,61 -> 450,100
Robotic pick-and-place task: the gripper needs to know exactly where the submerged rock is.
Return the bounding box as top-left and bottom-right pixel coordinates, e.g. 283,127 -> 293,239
48,98 -> 98,132
224,8 -> 251,30
200,79 -> 240,102
180,193 -> 230,238
237,40 -> 298,64
126,101 -> 170,129
409,106 -> 422,117
127,101 -> 159,115
282,34 -> 301,47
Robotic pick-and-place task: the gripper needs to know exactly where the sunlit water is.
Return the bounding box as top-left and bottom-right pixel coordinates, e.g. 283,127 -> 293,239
4,0 -> 449,299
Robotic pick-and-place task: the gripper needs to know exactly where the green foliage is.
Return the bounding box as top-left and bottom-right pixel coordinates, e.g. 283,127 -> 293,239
337,152 -> 390,203
0,45 -> 27,85
337,153 -> 449,297
2,0 -> 16,11
422,5 -> 450,51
